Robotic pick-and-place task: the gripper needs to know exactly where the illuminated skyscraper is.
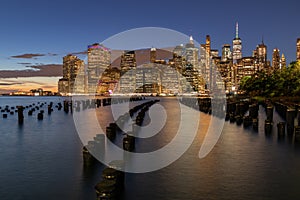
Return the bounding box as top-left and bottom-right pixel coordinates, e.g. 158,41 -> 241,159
58,54 -> 84,94
255,41 -> 267,71
272,48 -> 280,70
232,22 -> 242,62
135,63 -> 161,94
281,54 -> 286,69
185,36 -> 199,70
150,47 -> 156,63
222,44 -> 232,61
173,44 -> 184,58
205,35 -> 211,74
119,51 -> 137,93
87,43 -> 111,94
210,49 -> 219,58
297,38 -> 300,61
204,35 -> 211,89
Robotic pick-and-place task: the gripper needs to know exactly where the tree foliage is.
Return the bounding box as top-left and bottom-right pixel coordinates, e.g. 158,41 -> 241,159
240,61 -> 300,97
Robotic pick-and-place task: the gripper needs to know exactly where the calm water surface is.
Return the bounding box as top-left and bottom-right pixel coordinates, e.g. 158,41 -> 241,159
0,96 -> 300,200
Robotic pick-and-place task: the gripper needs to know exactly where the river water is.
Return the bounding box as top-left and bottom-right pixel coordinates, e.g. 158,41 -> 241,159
0,96 -> 300,200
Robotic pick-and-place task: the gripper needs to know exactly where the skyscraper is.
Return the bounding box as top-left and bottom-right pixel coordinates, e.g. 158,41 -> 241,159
272,48 -> 281,70
173,44 -> 184,57
297,38 -> 300,61
222,44 -> 232,61
58,54 -> 84,94
185,36 -> 199,71
205,35 -> 211,72
135,63 -> 161,94
119,51 -> 137,93
281,54 -> 286,69
87,43 -> 111,94
232,22 -> 242,62
150,47 -> 156,63
255,41 -> 267,71
204,35 -> 211,88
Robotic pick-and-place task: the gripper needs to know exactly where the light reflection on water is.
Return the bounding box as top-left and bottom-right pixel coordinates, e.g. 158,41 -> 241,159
0,96 -> 300,200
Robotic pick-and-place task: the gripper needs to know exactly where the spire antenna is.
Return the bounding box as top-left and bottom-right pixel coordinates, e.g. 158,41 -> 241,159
189,35 -> 194,44
235,22 -> 239,39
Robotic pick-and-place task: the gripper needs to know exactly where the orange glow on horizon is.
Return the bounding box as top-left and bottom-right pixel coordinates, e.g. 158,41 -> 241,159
0,77 -> 60,94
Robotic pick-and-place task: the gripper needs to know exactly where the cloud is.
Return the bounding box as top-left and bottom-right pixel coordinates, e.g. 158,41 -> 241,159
0,79 -> 46,85
11,53 -> 45,59
48,53 -> 58,56
0,82 -> 22,86
18,62 -> 32,65
0,64 -> 62,78
72,51 -> 87,55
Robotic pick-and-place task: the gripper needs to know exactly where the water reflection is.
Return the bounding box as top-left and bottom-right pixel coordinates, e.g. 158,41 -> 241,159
1,97 -> 300,199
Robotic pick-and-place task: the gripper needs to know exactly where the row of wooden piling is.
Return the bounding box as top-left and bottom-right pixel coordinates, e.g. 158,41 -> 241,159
62,96 -> 145,113
178,97 -> 289,135
81,98 -> 160,199
225,98 -> 300,141
0,101 -> 62,124
274,101 -> 300,141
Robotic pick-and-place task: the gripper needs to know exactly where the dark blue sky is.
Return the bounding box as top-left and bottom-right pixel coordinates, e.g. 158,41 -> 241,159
0,0 -> 299,91
1,0 -> 299,64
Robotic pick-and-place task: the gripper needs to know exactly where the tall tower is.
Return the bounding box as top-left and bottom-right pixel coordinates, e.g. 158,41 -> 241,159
281,54 -> 286,69
205,35 -> 211,84
256,40 -> 267,71
119,51 -> 137,93
87,43 -> 110,94
232,22 -> 242,62
297,38 -> 300,61
59,54 -> 84,94
150,47 -> 156,63
272,48 -> 280,71
185,35 -> 199,70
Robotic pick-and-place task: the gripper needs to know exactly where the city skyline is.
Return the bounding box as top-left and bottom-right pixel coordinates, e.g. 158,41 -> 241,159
0,0 -> 300,93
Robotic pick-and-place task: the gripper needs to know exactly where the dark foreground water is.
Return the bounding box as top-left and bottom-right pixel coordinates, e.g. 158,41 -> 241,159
0,96 -> 300,200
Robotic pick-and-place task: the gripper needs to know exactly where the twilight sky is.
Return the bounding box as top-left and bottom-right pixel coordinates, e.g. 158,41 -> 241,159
0,0 -> 299,93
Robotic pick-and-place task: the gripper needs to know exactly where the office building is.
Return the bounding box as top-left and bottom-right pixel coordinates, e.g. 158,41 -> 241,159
232,22 -> 242,62
185,36 -> 199,71
281,54 -> 286,69
272,48 -> 281,71
255,41 -> 268,71
297,38 -> 300,61
87,43 -> 111,94
58,54 -> 84,94
222,44 -> 232,61
119,51 -> 137,93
